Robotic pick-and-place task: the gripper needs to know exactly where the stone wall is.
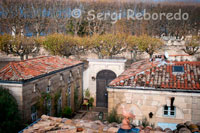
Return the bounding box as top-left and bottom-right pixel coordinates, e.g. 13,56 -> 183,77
108,88 -> 200,126
83,59 -> 126,107
192,97 -> 200,123
0,64 -> 83,122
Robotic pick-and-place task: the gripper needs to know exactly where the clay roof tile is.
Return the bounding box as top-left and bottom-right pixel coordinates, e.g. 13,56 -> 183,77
0,56 -> 82,81
109,60 -> 200,91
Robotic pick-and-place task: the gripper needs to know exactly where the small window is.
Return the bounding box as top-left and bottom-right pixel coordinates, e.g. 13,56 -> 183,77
173,66 -> 184,73
48,80 -> 52,86
68,71 -> 73,83
163,105 -> 176,117
33,84 -> 38,93
60,74 -> 64,81
77,69 -> 81,77
67,85 -> 71,107
46,85 -> 50,93
31,105 -> 37,122
46,99 -> 51,116
57,96 -> 62,115
67,86 -> 71,96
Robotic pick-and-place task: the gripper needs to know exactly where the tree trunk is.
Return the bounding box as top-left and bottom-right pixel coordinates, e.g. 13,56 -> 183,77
132,50 -> 137,62
20,55 -> 24,61
26,54 -> 29,60
36,32 -> 39,38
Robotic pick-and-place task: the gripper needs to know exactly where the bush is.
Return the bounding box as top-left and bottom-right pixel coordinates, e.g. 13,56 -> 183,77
107,108 -> 121,124
88,97 -> 94,107
0,86 -> 21,133
62,106 -> 72,118
84,88 -> 90,98
139,117 -> 150,128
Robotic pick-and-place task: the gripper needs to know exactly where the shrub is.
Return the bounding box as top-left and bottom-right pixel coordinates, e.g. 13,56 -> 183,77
107,108 -> 121,124
0,86 -> 21,133
84,88 -> 90,98
62,106 -> 72,118
88,97 -> 94,107
139,117 -> 150,128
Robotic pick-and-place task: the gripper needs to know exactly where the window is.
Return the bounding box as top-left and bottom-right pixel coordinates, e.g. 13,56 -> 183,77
68,71 -> 73,83
77,69 -> 81,77
173,66 -> 184,73
46,79 -> 51,93
46,99 -> 51,116
164,105 -> 176,117
33,84 -> 38,93
60,74 -> 64,81
46,85 -> 50,93
57,95 -> 62,115
67,85 -> 71,107
31,105 -> 37,122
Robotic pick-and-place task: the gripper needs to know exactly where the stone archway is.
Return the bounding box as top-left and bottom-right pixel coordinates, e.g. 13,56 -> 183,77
96,70 -> 116,107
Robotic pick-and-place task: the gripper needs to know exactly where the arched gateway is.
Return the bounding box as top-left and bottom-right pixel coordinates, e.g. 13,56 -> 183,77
83,59 -> 126,107
96,70 -> 116,107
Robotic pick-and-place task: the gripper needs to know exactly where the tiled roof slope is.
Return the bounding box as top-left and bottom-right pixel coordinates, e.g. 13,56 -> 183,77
109,59 -> 200,90
0,56 -> 82,81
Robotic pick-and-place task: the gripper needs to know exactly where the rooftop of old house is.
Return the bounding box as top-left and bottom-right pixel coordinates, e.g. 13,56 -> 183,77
20,115 -> 120,133
109,57 -> 200,91
0,56 -> 82,82
20,115 -> 200,133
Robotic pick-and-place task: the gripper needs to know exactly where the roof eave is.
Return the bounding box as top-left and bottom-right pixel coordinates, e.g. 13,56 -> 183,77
107,86 -> 200,93
0,62 -> 84,84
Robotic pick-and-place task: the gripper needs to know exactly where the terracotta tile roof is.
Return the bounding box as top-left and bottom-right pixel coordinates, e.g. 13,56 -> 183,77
109,59 -> 200,90
0,56 -> 82,81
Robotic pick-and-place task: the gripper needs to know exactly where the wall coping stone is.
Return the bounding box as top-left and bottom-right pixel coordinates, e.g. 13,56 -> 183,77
87,59 -> 127,63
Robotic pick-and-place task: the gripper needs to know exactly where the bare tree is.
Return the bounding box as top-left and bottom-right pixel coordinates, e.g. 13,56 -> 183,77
89,33 -> 127,58
0,34 -> 40,60
182,36 -> 200,55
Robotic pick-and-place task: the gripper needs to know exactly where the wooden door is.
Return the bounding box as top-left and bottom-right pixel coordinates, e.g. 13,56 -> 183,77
96,70 -> 116,107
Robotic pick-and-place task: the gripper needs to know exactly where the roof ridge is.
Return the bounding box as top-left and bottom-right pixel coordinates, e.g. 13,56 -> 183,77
0,56 -> 82,81
22,57 -> 58,73
10,62 -> 23,79
0,62 -> 12,74
14,56 -> 51,63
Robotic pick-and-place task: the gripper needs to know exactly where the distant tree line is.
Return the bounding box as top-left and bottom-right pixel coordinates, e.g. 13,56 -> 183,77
28,33 -> 164,59
0,0 -> 199,37
0,0 -> 199,59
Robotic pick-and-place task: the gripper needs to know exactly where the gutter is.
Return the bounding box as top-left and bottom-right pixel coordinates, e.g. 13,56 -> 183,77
0,62 -> 84,84
18,118 -> 41,133
107,86 -> 200,93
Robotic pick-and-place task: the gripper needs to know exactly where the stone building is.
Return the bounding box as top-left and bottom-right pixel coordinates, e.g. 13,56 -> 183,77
83,59 -> 126,107
108,59 -> 200,130
0,56 -> 84,123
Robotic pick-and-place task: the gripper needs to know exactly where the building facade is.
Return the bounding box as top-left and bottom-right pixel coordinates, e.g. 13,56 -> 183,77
0,56 -> 84,123
108,59 -> 200,129
83,59 -> 126,107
